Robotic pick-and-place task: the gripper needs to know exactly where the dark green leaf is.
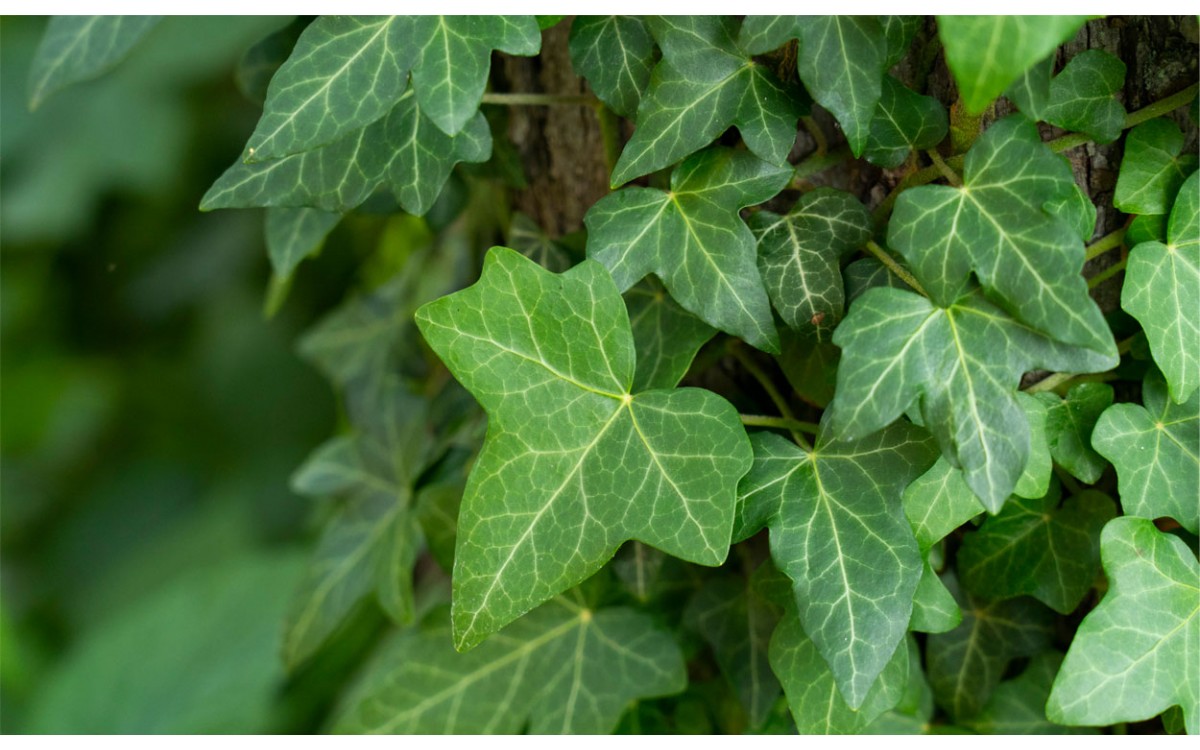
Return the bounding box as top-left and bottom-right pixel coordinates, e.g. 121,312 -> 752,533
625,280 -> 716,391
1034,382 -> 1114,483
265,206 -> 340,281
568,16 -> 656,119
1043,50 -> 1126,144
28,16 -> 162,109
865,76 -> 949,169
1114,118 -> 1199,215
964,652 -> 1098,734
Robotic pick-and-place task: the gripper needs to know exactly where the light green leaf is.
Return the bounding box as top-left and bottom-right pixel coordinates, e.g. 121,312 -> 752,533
1114,118 -> 1199,215
28,16 -> 161,109
735,422 -> 937,708
1035,382 -> 1114,483
1091,369 -> 1199,534
625,280 -> 716,391
926,573 -> 1054,720
1047,517 -> 1200,734
265,207 -> 340,280
889,115 -> 1112,352
958,482 -> 1116,614
964,652 -> 1098,734
1043,50 -> 1127,144
610,17 -> 801,185
937,16 -> 1089,114
404,16 -> 540,135
903,458 -> 985,551
910,556 -> 962,634
1005,55 -> 1053,120
751,188 -> 872,332
1127,212 -> 1168,245
864,75 -> 949,169
829,287 -> 1115,511
1122,170 -> 1200,403
203,91 -> 492,216
335,597 -> 686,733
245,17 -> 410,160
586,147 -> 790,353
415,247 -> 752,649
568,16 -> 656,119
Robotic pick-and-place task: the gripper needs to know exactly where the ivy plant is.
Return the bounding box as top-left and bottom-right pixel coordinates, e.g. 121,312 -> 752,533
25,14 -> 1200,735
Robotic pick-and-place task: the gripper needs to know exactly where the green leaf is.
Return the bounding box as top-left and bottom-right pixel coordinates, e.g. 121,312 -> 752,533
28,16 -> 161,109
750,188 -> 872,332
586,147 -> 790,353
235,18 -> 306,105
829,287 -> 1115,511
926,573 -> 1054,720
1047,517 -> 1200,733
203,91 -> 492,216
265,207 -> 340,281
735,422 -> 937,708
1127,212 -> 1168,245
244,17 -> 411,160
1034,382 -> 1114,483
880,16 -> 922,68
1114,118 -> 1199,215
1091,369 -> 1199,534
625,280 -> 716,391
903,458 -> 985,551
335,597 -> 686,733
888,115 -> 1112,352
910,557 -> 962,634
777,327 -> 839,408
568,16 -> 656,119
1122,170 -> 1200,403
936,16 -> 1089,114
865,636 -> 936,734
739,16 -> 887,157
958,482 -> 1117,614
610,17 -> 801,185
964,652 -> 1098,734
864,76 -> 949,169
1042,50 -> 1127,144
284,382 -> 431,666
685,570 -> 783,729
1044,183 -> 1098,244
506,213 -> 573,272
415,247 -> 752,649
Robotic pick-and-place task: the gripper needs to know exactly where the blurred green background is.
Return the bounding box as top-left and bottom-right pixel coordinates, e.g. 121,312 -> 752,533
0,17 -> 407,732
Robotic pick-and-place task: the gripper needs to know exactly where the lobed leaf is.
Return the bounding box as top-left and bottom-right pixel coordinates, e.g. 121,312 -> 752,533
1114,118 -> 1199,215
568,16 -> 656,119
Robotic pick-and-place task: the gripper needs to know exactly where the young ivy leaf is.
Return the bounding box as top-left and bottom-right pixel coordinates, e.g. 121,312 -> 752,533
739,16 -> 888,157
1047,517 -> 1200,734
568,16 -> 657,120
889,115 -> 1112,352
625,281 -> 716,391
1091,369 -> 1199,534
586,147 -> 790,353
958,482 -> 1117,614
28,16 -> 162,109
1114,118 -> 1199,215
1042,50 -> 1127,144
964,652 -> 1097,734
334,598 -> 686,733
910,557 -> 962,634
936,16 -> 1090,114
828,287 -> 1115,511
750,188 -> 872,334
1034,382 -> 1114,483
734,422 -> 937,709
415,247 -> 752,649
1122,170 -> 1199,404
609,17 -> 802,186
202,90 -> 492,216
864,76 -> 949,169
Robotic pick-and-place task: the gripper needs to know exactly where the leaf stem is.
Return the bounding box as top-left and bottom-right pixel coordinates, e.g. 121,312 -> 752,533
594,104 -> 622,178
740,414 -> 821,435
1023,335 -> 1139,394
790,145 -> 852,187
1084,227 -> 1126,261
481,92 -> 599,107
801,116 -> 828,156
1123,82 -> 1199,129
864,240 -> 929,298
730,344 -> 812,449
1087,257 -> 1126,289
927,149 -> 963,187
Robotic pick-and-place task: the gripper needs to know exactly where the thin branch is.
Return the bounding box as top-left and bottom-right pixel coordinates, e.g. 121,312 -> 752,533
481,92 -> 599,106
1085,227 -> 1127,261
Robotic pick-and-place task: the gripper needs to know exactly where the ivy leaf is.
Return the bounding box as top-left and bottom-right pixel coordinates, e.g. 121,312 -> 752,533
750,188 -> 872,333
1045,183 -> 1098,244
936,16 -> 1089,114
1122,170 -> 1200,403
888,115 -> 1112,352
828,287 -> 1115,511
415,247 -> 752,649
880,16 -> 922,68
28,16 -> 161,109
506,213 -> 573,273
926,573 -> 1055,720
568,16 -> 656,119
586,147 -> 790,353
1034,382 -> 1114,483
1114,118 -> 1199,215
1047,517 -> 1200,733
244,17 -> 410,161
739,16 -> 887,157
685,570 -> 783,729
864,76 -> 949,169
1042,50 -> 1127,144
963,652 -> 1097,734
735,422 -> 937,708
958,482 -> 1117,614
203,91 -> 492,216
910,557 -> 962,634
1091,369 -> 1199,534
904,457 -> 984,551
335,598 -> 686,733
865,637 -> 936,734
265,207 -> 340,282
777,327 -> 839,408
610,17 -> 801,185
235,18 -> 307,105
625,280 -> 716,391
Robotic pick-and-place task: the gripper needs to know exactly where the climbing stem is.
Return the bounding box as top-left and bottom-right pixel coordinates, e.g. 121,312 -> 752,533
1085,227 -> 1126,261
1024,335 -> 1139,394
730,344 -> 811,449
801,115 -> 829,156
481,92 -> 599,106
864,240 -> 929,298
1088,258 -> 1127,289
927,149 -> 963,187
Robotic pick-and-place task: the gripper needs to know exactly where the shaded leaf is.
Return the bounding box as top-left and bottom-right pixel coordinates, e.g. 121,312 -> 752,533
964,652 -> 1098,734
1034,382 -> 1114,483
625,280 -> 716,391
265,206 -> 340,280
864,75 -> 949,169
910,557 -> 962,634
568,16 -> 656,119
29,16 -> 161,108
